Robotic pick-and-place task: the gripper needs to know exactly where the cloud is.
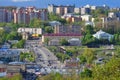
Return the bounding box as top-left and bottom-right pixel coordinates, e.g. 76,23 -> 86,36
12,0 -> 35,2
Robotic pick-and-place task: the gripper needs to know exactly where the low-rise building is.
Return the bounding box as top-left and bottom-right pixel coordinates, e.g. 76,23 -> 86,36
17,28 -> 42,35
7,62 -> 25,77
85,21 -> 94,26
0,49 -> 29,62
54,25 -> 81,34
49,21 -> 61,27
42,33 -> 82,46
0,64 -> 7,77
81,15 -> 92,21
48,39 -> 60,46
93,30 -> 113,41
68,38 -> 81,46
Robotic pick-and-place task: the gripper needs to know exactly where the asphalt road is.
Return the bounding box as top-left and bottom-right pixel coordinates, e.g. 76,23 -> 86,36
25,40 -> 61,68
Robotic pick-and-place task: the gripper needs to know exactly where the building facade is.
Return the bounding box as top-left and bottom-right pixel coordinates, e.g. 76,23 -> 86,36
48,4 -> 75,15
54,25 -> 81,34
13,7 -> 48,24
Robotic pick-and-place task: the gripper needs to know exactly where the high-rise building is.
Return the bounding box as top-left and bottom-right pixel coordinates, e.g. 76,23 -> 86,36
0,9 -> 7,22
7,10 -> 13,22
48,4 -> 75,15
13,7 -> 48,24
81,7 -> 91,15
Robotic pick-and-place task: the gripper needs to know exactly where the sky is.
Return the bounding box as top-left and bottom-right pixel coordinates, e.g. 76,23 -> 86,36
0,0 -> 120,8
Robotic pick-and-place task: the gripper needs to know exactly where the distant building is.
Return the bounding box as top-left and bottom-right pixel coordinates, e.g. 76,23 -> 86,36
0,49 -> 29,62
0,49 -> 20,61
54,25 -> 81,34
108,12 -> 120,19
48,39 -> 60,46
91,5 -> 109,10
22,32 -> 29,40
48,4 -> 75,15
7,63 -> 25,77
81,7 -> 91,15
13,7 -> 48,24
18,28 -> 42,35
68,38 -> 81,46
61,13 -> 81,23
0,64 -> 6,77
81,15 -> 92,21
101,17 -> 120,28
49,21 -> 61,27
0,9 -> 13,23
42,33 -> 82,44
93,30 -> 113,41
0,9 -> 7,22
85,21 -> 94,26
74,8 -> 80,14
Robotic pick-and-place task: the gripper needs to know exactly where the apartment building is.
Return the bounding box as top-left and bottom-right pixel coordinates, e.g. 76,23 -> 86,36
61,13 -> 81,23
48,4 -> 75,15
0,9 -> 7,22
81,7 -> 91,15
74,8 -> 80,14
13,7 -> 48,24
54,25 -> 81,34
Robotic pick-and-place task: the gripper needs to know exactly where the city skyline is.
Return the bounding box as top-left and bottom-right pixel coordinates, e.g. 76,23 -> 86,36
0,0 -> 120,8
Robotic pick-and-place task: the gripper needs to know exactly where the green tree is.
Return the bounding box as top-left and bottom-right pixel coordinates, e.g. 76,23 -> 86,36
60,38 -> 69,46
93,58 -> 120,80
45,26 -> 53,33
82,34 -> 95,45
0,22 -> 6,27
20,52 -> 35,62
48,13 -> 67,24
82,48 -> 95,64
0,29 -> 6,44
78,55 -> 87,64
12,39 -> 25,48
29,18 -> 42,28
84,25 -> 94,34
44,38 -> 49,45
80,68 -> 92,78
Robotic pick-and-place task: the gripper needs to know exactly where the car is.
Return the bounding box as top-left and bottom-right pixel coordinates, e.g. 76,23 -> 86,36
98,58 -> 104,61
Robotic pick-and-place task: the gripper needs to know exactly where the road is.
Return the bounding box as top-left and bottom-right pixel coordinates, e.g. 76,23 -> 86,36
25,40 -> 61,68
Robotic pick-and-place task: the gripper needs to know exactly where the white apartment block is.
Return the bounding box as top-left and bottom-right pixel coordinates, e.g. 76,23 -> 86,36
17,28 -> 42,35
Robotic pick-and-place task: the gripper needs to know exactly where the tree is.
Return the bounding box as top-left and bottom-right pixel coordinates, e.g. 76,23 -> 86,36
60,38 -> 69,46
84,25 -> 94,34
45,26 -> 53,33
0,29 -> 6,44
44,38 -> 49,45
78,55 -> 87,64
29,18 -> 42,28
93,58 -> 120,79
20,52 -> 35,62
82,48 -> 95,64
0,22 -> 6,27
48,13 -> 67,24
48,13 -> 59,21
12,39 -> 25,48
80,68 -> 92,78
6,31 -> 21,40
81,34 -> 95,45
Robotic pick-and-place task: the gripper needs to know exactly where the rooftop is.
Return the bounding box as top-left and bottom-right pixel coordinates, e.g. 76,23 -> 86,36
44,33 -> 82,36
